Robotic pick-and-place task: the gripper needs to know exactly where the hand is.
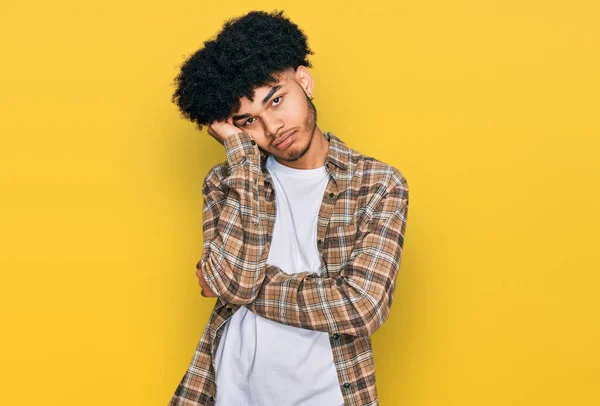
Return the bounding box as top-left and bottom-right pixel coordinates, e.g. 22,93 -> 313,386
206,117 -> 253,146
196,260 -> 218,298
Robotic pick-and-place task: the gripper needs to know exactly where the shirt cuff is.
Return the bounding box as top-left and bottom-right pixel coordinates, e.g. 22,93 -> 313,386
224,131 -> 257,166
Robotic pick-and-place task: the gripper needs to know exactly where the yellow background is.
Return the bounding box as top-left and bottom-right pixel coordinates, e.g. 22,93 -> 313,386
1,1 -> 598,405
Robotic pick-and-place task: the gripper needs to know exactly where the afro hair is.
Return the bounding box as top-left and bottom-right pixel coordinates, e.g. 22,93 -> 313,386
171,10 -> 315,130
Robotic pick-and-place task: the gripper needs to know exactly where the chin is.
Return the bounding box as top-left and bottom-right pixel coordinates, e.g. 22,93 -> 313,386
282,140 -> 311,162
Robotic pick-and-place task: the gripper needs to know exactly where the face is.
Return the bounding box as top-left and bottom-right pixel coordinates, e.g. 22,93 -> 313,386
230,66 -> 318,162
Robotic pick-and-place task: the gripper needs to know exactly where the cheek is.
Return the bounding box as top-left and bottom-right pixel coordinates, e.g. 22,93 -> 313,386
281,98 -> 307,121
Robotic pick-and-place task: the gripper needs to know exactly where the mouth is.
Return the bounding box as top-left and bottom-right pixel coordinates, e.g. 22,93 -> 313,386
273,130 -> 297,150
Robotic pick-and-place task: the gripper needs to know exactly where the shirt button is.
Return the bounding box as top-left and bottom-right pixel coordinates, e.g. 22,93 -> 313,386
329,192 -> 334,198
226,307 -> 232,312
343,382 -> 350,389
250,140 -> 256,145
332,333 -> 339,340
210,396 -> 215,401
317,239 -> 322,246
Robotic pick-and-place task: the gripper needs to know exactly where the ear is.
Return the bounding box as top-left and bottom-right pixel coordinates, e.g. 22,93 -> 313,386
294,65 -> 315,98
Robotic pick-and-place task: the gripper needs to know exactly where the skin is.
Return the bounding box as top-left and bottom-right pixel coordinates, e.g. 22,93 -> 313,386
198,65 -> 330,297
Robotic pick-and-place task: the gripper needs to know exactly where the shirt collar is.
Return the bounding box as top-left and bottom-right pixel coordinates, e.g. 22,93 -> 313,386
323,131 -> 349,172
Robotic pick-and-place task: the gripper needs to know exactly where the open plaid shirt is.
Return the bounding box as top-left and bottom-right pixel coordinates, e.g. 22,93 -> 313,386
169,130 -> 409,406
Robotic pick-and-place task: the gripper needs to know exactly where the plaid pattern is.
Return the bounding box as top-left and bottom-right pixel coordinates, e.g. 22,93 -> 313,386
169,131 -> 409,406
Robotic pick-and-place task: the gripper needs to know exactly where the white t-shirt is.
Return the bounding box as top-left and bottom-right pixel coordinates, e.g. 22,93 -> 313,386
214,154 -> 345,406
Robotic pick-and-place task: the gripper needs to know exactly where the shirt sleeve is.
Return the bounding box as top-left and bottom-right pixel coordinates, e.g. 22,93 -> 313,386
199,131 -> 267,305
244,179 -> 409,337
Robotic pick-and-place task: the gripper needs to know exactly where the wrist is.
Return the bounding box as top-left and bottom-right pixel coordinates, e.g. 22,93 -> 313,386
224,131 -> 258,166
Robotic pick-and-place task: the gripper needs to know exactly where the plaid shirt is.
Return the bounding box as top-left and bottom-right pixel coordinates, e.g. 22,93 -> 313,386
169,131 -> 409,406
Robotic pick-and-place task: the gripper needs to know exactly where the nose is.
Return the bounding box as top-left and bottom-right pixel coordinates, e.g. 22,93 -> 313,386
262,113 -> 284,138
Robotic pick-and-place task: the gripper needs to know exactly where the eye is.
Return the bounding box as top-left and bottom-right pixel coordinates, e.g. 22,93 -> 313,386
242,96 -> 283,126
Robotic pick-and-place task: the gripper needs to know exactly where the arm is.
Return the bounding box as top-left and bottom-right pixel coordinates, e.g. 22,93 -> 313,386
245,179 -> 409,337
199,131 -> 267,305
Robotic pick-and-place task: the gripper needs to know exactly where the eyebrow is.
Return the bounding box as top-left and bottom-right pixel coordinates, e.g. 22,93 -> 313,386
232,85 -> 283,122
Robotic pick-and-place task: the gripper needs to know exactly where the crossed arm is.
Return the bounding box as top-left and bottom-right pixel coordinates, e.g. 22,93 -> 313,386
199,131 -> 409,337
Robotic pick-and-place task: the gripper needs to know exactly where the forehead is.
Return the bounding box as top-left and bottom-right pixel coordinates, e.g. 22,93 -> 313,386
239,70 -> 295,106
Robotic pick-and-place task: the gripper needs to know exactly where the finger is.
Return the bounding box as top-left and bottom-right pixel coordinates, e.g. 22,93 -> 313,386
196,271 -> 205,286
203,287 -> 217,297
197,274 -> 212,292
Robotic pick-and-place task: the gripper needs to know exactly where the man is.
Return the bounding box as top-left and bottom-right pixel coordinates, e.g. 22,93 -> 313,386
169,9 -> 409,406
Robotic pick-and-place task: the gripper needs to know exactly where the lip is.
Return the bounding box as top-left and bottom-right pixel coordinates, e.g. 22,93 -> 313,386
273,130 -> 296,148
275,134 -> 295,150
